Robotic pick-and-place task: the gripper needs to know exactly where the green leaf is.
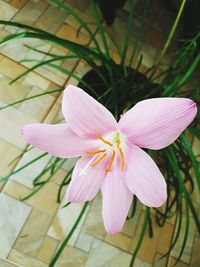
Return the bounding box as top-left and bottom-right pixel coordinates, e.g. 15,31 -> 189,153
180,134 -> 200,192
49,202 -> 89,267
0,152 -> 48,184
129,207 -> 149,267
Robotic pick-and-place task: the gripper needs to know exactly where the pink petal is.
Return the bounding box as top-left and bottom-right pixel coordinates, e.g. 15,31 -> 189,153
66,156 -> 105,202
101,168 -> 132,235
21,123 -> 96,158
124,144 -> 167,207
119,98 -> 197,149
62,85 -> 118,137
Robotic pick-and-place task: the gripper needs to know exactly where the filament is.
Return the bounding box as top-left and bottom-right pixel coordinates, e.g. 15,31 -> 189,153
96,134 -> 113,146
116,139 -> 125,170
105,150 -> 116,175
91,153 -> 107,167
87,149 -> 106,155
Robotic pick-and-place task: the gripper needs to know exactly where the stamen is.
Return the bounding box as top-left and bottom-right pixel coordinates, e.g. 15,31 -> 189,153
91,153 -> 107,167
105,150 -> 115,175
116,139 -> 125,170
96,134 -> 113,146
87,149 -> 106,155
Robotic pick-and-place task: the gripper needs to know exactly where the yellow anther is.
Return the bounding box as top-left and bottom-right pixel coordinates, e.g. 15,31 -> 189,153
105,150 -> 115,175
116,139 -> 125,171
96,134 -> 113,146
91,153 -> 107,167
87,149 -> 106,155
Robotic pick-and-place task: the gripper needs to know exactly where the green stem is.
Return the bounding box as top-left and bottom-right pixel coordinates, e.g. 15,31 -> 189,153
157,0 -> 187,64
129,207 -> 149,267
49,202 -> 89,267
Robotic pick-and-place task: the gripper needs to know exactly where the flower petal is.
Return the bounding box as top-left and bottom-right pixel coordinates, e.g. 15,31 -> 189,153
119,98 -> 197,149
66,156 -> 105,202
21,123 -> 96,158
62,85 -> 118,137
124,144 -> 167,207
101,168 -> 132,235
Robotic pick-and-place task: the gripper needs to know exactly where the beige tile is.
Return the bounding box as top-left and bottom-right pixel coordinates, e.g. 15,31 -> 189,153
57,24 -> 90,45
26,168 -> 67,215
75,232 -> 94,253
0,54 -> 4,61
10,0 -> 28,9
167,257 -> 189,267
35,5 -> 68,34
48,202 -> 89,245
122,200 -> 142,237
14,209 -> 52,257
19,86 -> 55,121
0,193 -> 32,258
170,215 -> 196,263
64,0 -> 90,11
0,39 -> 30,62
190,237 -> 200,266
8,249 -> 48,267
0,57 -> 27,79
12,0 -> 49,25
21,41 -> 52,66
11,148 -> 51,188
3,180 -> 31,200
82,193 -> 106,239
22,72 -> 51,91
0,0 -> 17,21
37,236 -> 58,264
0,74 -> 30,106
0,106 -> 39,149
105,232 -> 132,252
133,258 -> 152,267
153,253 -> 167,267
64,3 -> 97,33
73,60 -> 91,80
130,212 -> 161,264
54,245 -> 88,267
0,258 -> 20,267
85,238 -> 132,267
0,138 -> 21,178
34,66 -> 66,86
138,43 -> 158,68
157,222 -> 174,254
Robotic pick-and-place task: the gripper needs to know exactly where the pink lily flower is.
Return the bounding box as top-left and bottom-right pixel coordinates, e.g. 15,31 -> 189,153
21,85 -> 197,235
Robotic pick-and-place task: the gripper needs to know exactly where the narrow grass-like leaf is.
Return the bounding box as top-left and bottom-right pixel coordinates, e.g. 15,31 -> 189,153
0,152 -> 48,183
57,166 -> 74,203
129,207 -> 149,267
49,202 -> 89,267
157,0 -> 187,63
167,146 -> 200,232
180,134 -> 200,192
128,0 -> 150,67
48,0 -> 103,56
0,89 -> 63,111
21,158 -> 66,201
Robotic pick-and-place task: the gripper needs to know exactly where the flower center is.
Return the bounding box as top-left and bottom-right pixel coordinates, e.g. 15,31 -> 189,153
80,131 -> 125,176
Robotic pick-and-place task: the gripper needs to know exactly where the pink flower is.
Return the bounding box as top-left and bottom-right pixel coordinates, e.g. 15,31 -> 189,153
21,85 -> 197,235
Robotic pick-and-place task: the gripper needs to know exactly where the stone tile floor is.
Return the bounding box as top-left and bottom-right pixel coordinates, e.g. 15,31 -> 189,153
0,0 -> 200,266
